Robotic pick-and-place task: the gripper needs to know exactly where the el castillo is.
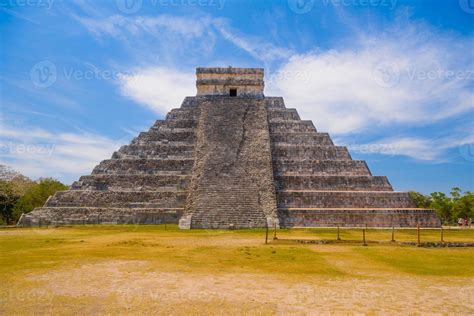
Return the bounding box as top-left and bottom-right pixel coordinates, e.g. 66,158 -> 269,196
18,67 -> 440,229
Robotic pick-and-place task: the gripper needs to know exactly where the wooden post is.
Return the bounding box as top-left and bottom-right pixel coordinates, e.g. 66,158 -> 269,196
391,226 -> 395,242
273,223 -> 277,240
362,228 -> 367,246
417,224 -> 421,245
265,224 -> 269,245
337,225 -> 341,241
441,226 -> 444,243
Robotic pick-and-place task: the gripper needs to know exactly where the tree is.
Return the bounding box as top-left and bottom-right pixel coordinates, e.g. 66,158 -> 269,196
409,191 -> 431,208
12,178 -> 68,223
452,191 -> 474,221
0,180 -> 20,225
430,192 -> 454,224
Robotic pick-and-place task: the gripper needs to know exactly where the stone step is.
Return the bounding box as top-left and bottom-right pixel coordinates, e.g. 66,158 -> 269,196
277,191 -> 416,209
18,207 -> 183,226
181,96 -> 198,108
166,108 -> 200,120
268,108 -> 300,121
271,132 -> 334,146
273,160 -> 371,176
132,129 -> 196,144
72,174 -> 190,191
265,97 -> 286,109
271,145 -> 351,160
269,121 -> 316,133
92,158 -> 194,175
152,119 -> 198,129
277,208 -> 441,228
45,190 -> 188,208
274,175 -> 393,191
113,144 -> 194,159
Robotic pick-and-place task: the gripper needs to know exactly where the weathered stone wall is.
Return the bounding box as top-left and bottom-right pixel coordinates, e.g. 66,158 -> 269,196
183,96 -> 278,229
278,209 -> 441,227
196,67 -> 264,97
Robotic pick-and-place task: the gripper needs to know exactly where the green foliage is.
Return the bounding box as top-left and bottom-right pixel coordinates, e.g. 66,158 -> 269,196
410,188 -> 474,224
0,180 -> 20,225
12,178 -> 68,222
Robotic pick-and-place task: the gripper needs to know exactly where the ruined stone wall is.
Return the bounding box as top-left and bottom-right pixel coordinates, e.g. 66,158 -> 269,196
183,96 -> 278,229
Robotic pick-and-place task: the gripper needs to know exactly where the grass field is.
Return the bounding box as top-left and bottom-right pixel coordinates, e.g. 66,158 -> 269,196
1,225 -> 473,314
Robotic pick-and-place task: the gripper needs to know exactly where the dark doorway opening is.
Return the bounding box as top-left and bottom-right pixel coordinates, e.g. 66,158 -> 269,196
229,88 -> 237,97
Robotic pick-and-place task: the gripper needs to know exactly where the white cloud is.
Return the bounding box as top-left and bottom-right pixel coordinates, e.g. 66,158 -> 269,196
0,124 -> 129,184
267,20 -> 474,135
118,67 -> 195,114
347,132 -> 474,161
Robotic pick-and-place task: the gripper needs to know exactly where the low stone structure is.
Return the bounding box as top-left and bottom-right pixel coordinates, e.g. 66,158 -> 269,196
18,67 -> 441,228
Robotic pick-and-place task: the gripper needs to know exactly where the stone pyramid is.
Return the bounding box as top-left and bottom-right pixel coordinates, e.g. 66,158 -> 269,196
19,67 -> 440,228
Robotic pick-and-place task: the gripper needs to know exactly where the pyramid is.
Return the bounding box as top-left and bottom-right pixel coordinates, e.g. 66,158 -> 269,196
18,67 -> 440,228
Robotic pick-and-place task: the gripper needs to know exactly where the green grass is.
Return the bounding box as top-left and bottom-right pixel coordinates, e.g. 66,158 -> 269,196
0,225 -> 473,314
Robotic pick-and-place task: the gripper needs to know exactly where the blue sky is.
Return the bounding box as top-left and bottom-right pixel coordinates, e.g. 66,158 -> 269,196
0,0 -> 473,194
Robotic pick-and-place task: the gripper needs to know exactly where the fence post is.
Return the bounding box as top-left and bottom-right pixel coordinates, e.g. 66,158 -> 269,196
391,226 -> 395,242
265,224 -> 269,245
273,223 -> 277,240
337,225 -> 341,241
441,226 -> 444,243
362,228 -> 367,246
417,224 -> 421,245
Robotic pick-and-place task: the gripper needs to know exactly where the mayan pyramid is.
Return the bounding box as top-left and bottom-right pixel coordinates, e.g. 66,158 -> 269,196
19,67 -> 440,228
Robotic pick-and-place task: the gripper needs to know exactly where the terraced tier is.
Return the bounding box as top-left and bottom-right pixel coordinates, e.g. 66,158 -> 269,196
72,174 -> 189,191
273,159 -> 371,176
274,175 -> 392,191
92,158 -> 194,175
112,144 -> 194,159
269,121 -> 316,133
19,207 -> 183,226
277,208 -> 441,227
45,190 -> 187,208
272,145 -> 351,160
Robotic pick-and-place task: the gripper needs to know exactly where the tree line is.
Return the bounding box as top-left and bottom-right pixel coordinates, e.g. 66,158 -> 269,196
409,188 -> 473,225
0,177 -> 68,225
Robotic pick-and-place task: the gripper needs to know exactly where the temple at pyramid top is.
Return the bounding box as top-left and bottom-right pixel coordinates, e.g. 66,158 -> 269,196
196,67 -> 264,97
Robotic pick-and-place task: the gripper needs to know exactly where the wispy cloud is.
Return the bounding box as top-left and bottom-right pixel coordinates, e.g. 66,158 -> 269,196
267,16 -> 474,135
0,122 -> 129,184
